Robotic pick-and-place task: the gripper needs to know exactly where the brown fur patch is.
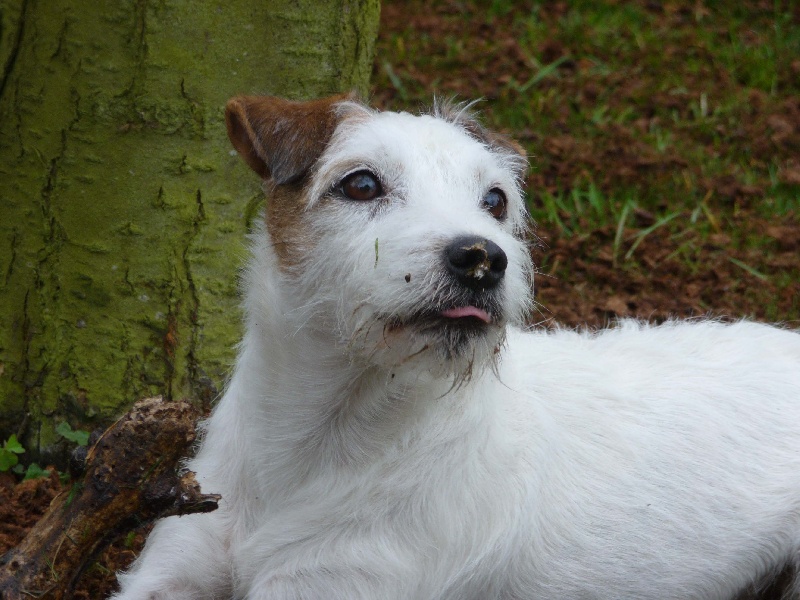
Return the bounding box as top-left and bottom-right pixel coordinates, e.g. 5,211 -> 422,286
225,94 -> 355,184
262,181 -> 315,270
225,94 -> 359,269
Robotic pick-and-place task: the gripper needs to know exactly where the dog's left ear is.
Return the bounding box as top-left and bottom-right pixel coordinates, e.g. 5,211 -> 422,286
225,93 -> 354,185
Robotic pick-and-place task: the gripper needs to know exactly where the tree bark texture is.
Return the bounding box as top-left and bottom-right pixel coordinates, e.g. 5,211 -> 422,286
0,396 -> 220,600
0,0 -> 380,459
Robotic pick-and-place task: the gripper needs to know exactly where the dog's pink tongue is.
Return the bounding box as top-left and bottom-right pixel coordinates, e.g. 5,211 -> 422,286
441,306 -> 491,323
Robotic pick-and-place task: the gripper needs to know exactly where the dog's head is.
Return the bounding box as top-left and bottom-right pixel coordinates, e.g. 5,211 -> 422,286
226,94 -> 533,378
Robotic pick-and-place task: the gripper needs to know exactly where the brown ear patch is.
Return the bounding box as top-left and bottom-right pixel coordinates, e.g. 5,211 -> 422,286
225,94 -> 355,185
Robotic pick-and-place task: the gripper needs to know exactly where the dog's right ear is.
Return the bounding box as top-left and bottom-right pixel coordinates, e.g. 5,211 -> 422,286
225,94 -> 353,185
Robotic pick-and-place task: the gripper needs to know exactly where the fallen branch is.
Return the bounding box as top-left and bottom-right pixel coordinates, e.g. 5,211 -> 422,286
0,396 -> 220,600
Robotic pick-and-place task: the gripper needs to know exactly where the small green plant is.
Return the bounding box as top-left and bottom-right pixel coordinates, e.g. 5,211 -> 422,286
0,434 -> 25,472
0,424 -> 90,481
124,530 -> 138,549
0,435 -> 52,479
21,463 -> 51,481
56,422 -> 90,447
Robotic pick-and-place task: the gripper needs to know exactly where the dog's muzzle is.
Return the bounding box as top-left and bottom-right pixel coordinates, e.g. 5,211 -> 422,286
444,235 -> 507,292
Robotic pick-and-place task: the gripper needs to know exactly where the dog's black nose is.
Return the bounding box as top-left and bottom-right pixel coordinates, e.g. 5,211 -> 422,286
444,235 -> 507,291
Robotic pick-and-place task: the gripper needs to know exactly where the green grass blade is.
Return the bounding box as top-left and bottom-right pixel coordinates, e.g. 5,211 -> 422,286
516,56 -> 569,92
728,257 -> 770,282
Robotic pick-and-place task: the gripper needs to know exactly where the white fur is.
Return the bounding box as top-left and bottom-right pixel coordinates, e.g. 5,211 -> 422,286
112,103 -> 800,600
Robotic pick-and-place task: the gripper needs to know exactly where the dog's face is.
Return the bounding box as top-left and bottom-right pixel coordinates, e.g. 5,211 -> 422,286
226,95 -> 533,378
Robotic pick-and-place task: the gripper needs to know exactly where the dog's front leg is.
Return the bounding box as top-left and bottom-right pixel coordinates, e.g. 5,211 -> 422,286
111,511 -> 233,600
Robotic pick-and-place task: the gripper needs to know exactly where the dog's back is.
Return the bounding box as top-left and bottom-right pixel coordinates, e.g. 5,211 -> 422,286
499,320 -> 800,598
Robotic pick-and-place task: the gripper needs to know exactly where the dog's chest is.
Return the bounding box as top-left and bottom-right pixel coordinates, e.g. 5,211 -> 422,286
234,392 -> 532,589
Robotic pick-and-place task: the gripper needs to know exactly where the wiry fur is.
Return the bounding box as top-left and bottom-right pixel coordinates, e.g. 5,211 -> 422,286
111,96 -> 800,600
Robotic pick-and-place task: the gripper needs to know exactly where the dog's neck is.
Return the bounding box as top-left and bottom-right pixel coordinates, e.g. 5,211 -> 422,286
218,237 -> 498,504
237,291 -> 455,460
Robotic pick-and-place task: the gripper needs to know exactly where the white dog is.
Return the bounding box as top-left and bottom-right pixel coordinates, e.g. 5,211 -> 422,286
112,95 -> 800,600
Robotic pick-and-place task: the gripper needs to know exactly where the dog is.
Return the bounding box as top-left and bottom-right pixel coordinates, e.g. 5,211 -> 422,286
111,94 -> 800,600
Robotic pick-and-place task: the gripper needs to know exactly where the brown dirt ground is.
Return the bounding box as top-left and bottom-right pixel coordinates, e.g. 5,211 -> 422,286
0,470 -> 146,598
3,1 -> 799,597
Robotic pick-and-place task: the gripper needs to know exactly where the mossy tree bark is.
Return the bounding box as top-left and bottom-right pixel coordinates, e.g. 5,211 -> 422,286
0,0 -> 380,461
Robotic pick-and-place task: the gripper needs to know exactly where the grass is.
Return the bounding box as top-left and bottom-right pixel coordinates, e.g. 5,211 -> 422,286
373,0 -> 800,323
376,2 -> 800,204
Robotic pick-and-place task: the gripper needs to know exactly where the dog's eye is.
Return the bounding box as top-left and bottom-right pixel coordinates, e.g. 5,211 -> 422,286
482,188 -> 507,219
340,171 -> 382,201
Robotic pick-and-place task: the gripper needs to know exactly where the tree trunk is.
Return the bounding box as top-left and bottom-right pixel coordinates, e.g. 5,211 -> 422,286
0,0 -> 380,461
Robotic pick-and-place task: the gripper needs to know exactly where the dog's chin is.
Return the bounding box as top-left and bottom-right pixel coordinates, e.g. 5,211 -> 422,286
369,310 -> 506,379
397,313 -> 493,352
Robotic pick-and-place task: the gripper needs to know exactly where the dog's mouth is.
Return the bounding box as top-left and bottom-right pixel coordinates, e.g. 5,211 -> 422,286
378,302 -> 503,366
385,301 -> 501,336
358,293 -> 507,368
440,305 -> 492,324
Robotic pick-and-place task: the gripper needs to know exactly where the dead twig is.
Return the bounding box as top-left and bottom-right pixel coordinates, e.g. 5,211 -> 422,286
0,396 -> 219,600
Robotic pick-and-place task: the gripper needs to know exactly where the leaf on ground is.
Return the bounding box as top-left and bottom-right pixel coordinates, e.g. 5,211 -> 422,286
56,422 -> 90,447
